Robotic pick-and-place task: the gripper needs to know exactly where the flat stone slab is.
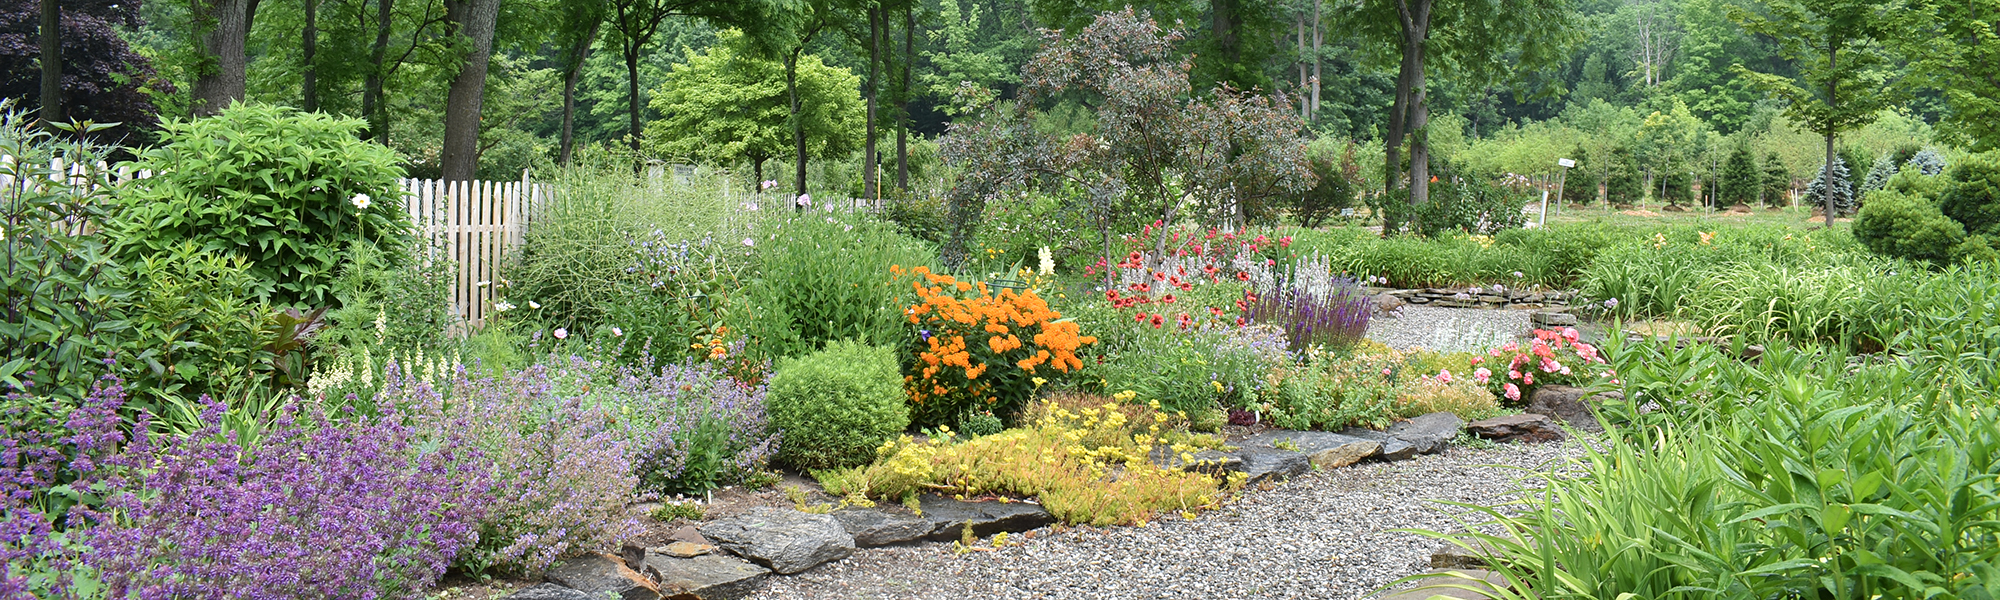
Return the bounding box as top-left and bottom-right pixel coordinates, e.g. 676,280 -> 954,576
1229,446 -> 1310,483
918,495 -> 1056,541
546,553 -> 661,600
644,553 -> 771,600
1388,412 -> 1466,454
1525,385 -> 1604,433
1149,447 -> 1245,475
1381,569 -> 1511,600
1467,413 -> 1563,443
700,507 -> 854,575
501,583 -> 595,600
831,507 -> 933,547
1338,428 -> 1417,461
1239,430 -> 1382,469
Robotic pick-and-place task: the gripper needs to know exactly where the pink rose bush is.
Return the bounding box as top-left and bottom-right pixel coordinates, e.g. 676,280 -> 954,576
1473,327 -> 1610,403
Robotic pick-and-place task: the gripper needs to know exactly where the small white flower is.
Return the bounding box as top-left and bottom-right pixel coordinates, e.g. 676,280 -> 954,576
611,326 -> 624,337
492,301 -> 515,312
742,237 -> 756,247
553,328 -> 568,340
761,180 -> 778,191
1039,246 -> 1055,275
1513,271 -> 1524,278
351,193 -> 372,209
528,300 -> 541,309
476,280 -> 491,287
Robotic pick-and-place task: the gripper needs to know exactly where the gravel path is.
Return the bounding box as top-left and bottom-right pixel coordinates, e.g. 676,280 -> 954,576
1366,306 -> 1531,354
748,440 -> 1582,600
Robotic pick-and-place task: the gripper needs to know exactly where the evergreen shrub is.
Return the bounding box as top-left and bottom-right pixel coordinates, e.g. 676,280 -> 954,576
766,340 -> 911,470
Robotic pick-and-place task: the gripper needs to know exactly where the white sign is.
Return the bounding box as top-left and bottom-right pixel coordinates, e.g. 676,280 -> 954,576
1557,158 -> 1577,168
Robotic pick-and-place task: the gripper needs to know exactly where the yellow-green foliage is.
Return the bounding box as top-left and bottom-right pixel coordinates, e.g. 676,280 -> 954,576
817,392 -> 1234,526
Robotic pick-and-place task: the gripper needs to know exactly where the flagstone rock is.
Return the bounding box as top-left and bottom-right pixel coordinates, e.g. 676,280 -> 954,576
918,495 -> 1056,541
700,508 -> 854,575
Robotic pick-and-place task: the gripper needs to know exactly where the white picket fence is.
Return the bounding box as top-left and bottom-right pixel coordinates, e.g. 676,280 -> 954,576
6,155 -> 546,332
399,174 -> 550,331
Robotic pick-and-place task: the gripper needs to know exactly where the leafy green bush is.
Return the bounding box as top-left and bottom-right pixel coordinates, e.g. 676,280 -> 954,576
739,212 -> 936,360
1853,189 -> 1966,265
1372,180 -> 1531,237
1079,324 -> 1288,420
1940,153 -> 2000,237
122,242 -> 280,412
0,110 -> 132,406
766,340 -> 910,470
110,103 -> 409,308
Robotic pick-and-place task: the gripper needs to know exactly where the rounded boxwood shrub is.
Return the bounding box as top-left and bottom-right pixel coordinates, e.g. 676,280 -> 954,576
767,340 -> 910,470
110,102 -> 409,308
1941,153 -> 2000,237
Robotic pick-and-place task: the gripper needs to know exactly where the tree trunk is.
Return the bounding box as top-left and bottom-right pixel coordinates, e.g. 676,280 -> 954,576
363,0 -> 392,143
1213,0 -> 1238,80
302,0 -> 318,112
754,156 -> 764,187
786,49 -> 807,206
864,7 -> 880,202
897,4 -> 913,192
1297,12 -> 1307,120
38,0 -> 60,124
1311,0 -> 1322,122
1822,41 -> 1837,229
558,20 -> 601,165
440,0 -> 503,181
191,0 -> 252,116
1408,61 -> 1430,206
626,48 -> 643,157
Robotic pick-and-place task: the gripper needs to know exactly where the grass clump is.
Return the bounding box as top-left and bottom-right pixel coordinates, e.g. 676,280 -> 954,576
816,392 -> 1235,526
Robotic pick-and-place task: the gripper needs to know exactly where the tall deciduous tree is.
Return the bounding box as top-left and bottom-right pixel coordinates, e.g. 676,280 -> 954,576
2,0 -> 161,138
1734,0 -> 1900,228
555,0 -> 605,164
190,0 -> 256,116
606,0 -> 782,158
36,0 -> 55,123
644,30 -> 863,185
439,0 -> 504,181
1340,0 -> 1578,214
1897,0 -> 2000,151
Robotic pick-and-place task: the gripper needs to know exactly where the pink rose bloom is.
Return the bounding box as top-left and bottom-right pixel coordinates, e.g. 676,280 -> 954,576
1541,357 -> 1561,373
1383,367 -> 1393,377
1562,327 -> 1581,343
1574,343 -> 1598,361
1470,356 -> 1483,365
1504,383 -> 1521,401
1501,341 -> 1519,352
1508,369 -> 1521,380
1523,373 -> 1535,385
1474,367 -> 1492,384
1435,370 -> 1453,384
1560,365 -> 1572,375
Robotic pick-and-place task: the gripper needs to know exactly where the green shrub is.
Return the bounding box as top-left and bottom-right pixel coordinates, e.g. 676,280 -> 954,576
110,103 -> 409,308
1853,189 -> 1966,265
122,243 -> 280,414
739,212 -> 937,360
1080,324 -> 1288,418
1373,180 -> 1531,237
1940,153 -> 2000,237
0,110 -> 133,407
767,340 -> 910,470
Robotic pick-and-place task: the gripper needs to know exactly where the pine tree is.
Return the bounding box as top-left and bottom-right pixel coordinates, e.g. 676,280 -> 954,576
1860,154 -> 1897,197
1662,165 -> 1695,207
1806,156 -> 1855,216
1763,152 -> 1792,206
1906,148 -> 1947,176
1720,146 -> 1760,206
1606,146 -> 1643,205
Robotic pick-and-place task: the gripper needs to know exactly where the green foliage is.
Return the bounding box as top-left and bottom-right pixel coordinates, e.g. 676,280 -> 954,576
1718,146 -> 1760,206
739,213 -> 937,360
1375,179 -> 1532,238
110,103 -> 409,308
1605,146 -> 1644,204
1079,325 -> 1288,419
645,31 -> 864,175
767,340 -> 911,470
1659,166 -> 1694,207
1424,334 -> 2000,600
319,243 -> 457,358
1805,156 -> 1855,216
0,113 -> 132,406
1297,141 -> 1361,228
921,0 -> 1021,115
1561,144 -> 1597,206
1940,153 -> 2000,237
1763,151 -> 1793,205
1853,189 -> 1966,265
121,243 -> 280,414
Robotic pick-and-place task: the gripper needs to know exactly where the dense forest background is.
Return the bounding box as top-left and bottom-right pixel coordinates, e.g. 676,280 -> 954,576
6,0 -> 1996,204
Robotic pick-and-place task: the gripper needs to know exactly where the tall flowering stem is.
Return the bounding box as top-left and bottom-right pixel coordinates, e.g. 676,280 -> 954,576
892,265 -> 1096,426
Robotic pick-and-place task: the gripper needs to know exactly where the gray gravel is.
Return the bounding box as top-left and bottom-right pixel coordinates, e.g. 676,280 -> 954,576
747,440 -> 1582,600
1366,306 -> 1531,354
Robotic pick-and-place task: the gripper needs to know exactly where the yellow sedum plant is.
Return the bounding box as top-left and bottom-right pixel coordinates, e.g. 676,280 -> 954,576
818,394 -> 1240,526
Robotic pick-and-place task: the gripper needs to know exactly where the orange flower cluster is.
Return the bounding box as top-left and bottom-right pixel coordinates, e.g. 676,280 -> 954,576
892,265 -> 1095,424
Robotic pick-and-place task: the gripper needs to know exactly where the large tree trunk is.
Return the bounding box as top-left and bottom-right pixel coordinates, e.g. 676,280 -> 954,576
38,0 -> 60,124
440,0 -> 504,181
1311,0 -> 1322,121
1390,0 -> 1433,209
558,21 -> 601,165
1408,51 -> 1430,206
1213,0 -> 1238,80
302,0 -> 318,112
363,0 -> 392,143
897,4 -> 913,192
1297,11 -> 1307,120
191,0 -> 253,116
864,7 -> 880,202
1822,41 -> 1837,229
626,49 -> 643,157
786,50 -> 807,206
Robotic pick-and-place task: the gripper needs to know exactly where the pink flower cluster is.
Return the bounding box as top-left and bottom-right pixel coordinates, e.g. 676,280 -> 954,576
1473,328 -> 1611,403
